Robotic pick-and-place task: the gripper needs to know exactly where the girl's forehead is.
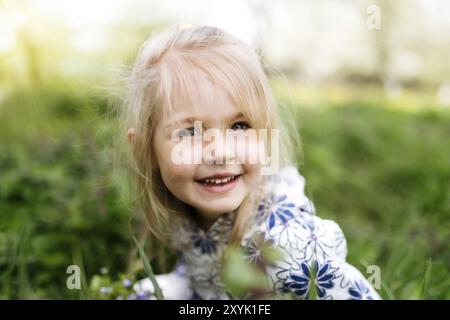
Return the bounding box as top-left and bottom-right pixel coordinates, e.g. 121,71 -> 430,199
163,78 -> 243,124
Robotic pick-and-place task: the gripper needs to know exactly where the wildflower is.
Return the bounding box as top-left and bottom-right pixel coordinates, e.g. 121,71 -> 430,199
99,286 -> 112,295
123,279 -> 132,288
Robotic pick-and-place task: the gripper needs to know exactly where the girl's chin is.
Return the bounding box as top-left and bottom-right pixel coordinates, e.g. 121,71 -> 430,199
194,200 -> 242,218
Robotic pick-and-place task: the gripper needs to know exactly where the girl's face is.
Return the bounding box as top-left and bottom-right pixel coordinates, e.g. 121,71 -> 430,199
152,80 -> 262,229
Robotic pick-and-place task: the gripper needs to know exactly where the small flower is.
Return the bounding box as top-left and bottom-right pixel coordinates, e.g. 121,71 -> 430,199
127,293 -> 137,300
99,286 -> 112,295
122,279 -> 132,288
136,293 -> 153,300
99,267 -> 108,275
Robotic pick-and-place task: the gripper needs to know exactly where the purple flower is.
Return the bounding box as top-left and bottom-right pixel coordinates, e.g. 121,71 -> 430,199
99,286 -> 112,295
122,279 -> 132,288
127,293 -> 137,300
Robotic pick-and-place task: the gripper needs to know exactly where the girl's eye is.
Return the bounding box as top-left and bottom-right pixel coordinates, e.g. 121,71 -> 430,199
231,121 -> 250,131
176,127 -> 200,137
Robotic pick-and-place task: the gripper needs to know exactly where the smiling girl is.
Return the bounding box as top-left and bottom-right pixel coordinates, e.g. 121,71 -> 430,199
124,25 -> 380,300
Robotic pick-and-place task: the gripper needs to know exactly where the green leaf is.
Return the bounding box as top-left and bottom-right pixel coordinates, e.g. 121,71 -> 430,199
221,246 -> 268,298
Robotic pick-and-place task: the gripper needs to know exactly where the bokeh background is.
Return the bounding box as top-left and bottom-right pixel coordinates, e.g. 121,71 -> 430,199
0,0 -> 449,299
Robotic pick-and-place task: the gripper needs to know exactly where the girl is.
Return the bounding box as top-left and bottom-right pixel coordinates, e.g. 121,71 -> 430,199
125,25 -> 380,300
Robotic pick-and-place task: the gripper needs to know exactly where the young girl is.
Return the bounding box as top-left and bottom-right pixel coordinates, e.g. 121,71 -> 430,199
125,25 -> 380,300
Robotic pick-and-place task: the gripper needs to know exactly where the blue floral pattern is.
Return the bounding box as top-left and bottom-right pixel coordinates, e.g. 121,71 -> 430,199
348,279 -> 376,300
286,262 -> 311,298
258,194 -> 296,230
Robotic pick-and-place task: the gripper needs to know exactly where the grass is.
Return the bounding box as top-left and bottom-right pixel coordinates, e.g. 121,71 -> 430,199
0,80 -> 449,299
132,235 -> 164,300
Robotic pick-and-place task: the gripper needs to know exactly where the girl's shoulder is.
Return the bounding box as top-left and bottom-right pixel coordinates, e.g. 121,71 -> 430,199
241,166 -> 381,299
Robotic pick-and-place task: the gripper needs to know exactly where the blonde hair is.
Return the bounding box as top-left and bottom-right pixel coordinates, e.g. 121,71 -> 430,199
123,25 -> 295,247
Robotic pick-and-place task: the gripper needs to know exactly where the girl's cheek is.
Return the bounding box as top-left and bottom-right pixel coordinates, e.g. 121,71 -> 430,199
154,141 -> 185,181
169,164 -> 197,183
169,137 -> 204,166
154,132 -> 194,187
233,134 -> 264,166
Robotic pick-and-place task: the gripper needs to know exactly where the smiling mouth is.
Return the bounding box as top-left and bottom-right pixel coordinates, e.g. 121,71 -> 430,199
195,174 -> 242,186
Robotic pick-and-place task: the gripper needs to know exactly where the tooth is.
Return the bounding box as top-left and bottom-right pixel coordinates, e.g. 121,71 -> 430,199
201,177 -> 237,185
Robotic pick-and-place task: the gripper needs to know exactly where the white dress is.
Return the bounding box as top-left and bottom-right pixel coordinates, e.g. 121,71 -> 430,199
135,166 -> 381,300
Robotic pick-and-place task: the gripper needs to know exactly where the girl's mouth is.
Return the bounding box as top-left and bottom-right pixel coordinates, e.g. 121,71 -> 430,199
195,174 -> 242,193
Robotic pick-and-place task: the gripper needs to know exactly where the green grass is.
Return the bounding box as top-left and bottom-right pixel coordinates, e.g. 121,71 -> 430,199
0,81 -> 449,299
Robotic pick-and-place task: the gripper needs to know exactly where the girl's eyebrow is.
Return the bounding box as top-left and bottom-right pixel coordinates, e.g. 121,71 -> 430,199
165,112 -> 244,129
165,116 -> 194,129
230,112 -> 245,122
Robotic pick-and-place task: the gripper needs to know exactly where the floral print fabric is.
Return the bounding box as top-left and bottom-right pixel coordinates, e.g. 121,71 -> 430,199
138,166 -> 381,300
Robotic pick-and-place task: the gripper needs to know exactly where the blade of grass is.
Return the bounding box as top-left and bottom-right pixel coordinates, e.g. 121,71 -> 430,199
418,258 -> 432,299
132,236 -> 164,300
73,247 -> 91,300
18,224 -> 32,299
380,282 -> 395,300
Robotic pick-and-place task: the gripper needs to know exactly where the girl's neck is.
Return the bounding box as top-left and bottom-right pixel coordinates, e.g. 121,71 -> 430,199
193,210 -> 217,232
186,206 -> 222,232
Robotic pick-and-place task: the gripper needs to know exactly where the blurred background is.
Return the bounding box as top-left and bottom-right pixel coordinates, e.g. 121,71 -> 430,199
0,0 -> 449,299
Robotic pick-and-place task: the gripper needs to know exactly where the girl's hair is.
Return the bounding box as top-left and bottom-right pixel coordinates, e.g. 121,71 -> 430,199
123,25 -> 296,247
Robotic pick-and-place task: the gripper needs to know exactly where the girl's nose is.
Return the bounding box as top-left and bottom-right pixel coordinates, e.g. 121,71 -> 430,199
203,132 -> 236,165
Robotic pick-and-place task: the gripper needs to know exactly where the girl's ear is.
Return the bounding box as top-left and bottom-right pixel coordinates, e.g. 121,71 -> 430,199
127,128 -> 136,144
